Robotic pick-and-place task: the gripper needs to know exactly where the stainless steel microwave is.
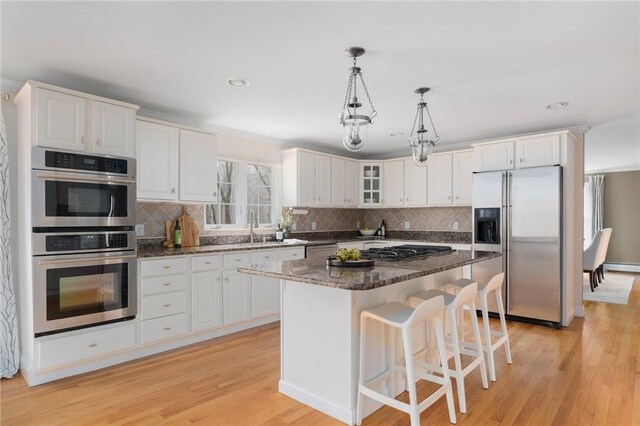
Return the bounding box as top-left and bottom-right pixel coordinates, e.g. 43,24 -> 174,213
31,148 -> 136,227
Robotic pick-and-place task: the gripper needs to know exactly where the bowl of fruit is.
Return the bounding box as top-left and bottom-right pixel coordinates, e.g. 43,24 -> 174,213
327,247 -> 374,267
359,228 -> 378,236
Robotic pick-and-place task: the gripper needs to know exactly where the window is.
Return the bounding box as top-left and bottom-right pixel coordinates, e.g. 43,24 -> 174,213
205,160 -> 278,228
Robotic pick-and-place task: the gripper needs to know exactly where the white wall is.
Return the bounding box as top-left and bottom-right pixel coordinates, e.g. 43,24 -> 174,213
585,116 -> 640,173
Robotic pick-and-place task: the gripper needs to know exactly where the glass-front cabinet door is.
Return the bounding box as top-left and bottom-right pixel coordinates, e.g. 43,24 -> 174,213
360,162 -> 383,206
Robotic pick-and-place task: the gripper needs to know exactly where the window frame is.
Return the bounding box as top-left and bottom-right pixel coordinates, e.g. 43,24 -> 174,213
204,158 -> 280,231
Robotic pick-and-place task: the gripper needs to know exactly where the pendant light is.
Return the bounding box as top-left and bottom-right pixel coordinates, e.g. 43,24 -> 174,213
409,87 -> 440,167
339,47 -> 377,152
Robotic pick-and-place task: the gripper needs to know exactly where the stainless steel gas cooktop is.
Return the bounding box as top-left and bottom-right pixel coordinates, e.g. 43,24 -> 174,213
360,245 -> 453,261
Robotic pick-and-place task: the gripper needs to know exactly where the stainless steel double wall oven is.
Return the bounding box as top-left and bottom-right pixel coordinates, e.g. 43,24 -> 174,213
32,148 -> 138,336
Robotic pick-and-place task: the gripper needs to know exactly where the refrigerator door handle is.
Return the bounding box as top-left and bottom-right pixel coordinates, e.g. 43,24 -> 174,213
505,171 -> 512,314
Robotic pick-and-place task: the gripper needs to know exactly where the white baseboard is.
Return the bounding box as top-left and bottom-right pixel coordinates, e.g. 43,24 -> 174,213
575,304 -> 585,317
279,380 -> 353,425
604,263 -> 640,273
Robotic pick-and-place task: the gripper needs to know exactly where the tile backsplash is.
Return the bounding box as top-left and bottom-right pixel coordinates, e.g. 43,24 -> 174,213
137,203 -> 471,239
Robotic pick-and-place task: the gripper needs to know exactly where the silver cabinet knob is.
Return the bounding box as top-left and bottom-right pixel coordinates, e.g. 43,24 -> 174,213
163,283 -> 171,286
170,188 -> 176,194
163,327 -> 171,331
96,138 -> 101,146
88,343 -> 97,348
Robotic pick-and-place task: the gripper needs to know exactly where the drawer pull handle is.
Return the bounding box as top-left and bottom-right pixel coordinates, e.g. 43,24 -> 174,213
88,343 -> 98,348
163,283 -> 171,286
205,261 -> 212,264
163,266 -> 171,269
265,256 -> 270,259
163,327 -> 171,331
163,304 -> 171,308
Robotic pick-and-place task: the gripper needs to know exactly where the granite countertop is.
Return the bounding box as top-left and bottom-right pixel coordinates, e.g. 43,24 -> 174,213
238,250 -> 501,291
136,236 -> 472,258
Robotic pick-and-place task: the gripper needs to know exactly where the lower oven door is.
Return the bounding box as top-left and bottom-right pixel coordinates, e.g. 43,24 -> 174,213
33,251 -> 137,336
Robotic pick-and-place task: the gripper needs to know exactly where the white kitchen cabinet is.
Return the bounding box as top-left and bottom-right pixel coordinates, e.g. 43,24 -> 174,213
331,157 -> 346,206
345,160 -> 359,207
515,134 -> 560,168
361,162 -> 383,206
297,151 -> 316,206
452,150 -> 473,205
91,101 -> 136,157
474,140 -> 514,172
428,154 -> 453,205
250,250 -> 280,318
179,129 -> 218,203
315,154 -> 332,207
383,159 -> 405,207
34,86 -> 137,156
222,269 -> 252,325
191,270 -> 223,332
136,120 -> 179,201
35,88 -> 87,152
282,149 -> 316,207
404,158 -> 427,206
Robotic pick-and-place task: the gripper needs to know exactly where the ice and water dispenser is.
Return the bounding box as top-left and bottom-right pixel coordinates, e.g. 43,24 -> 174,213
474,208 -> 500,245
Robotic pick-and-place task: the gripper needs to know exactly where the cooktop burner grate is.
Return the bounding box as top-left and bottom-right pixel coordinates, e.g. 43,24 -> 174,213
360,245 -> 453,261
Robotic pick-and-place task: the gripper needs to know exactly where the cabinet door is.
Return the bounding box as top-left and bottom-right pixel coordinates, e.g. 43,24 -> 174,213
191,271 -> 223,332
298,151 -> 316,206
383,160 -> 405,207
35,88 -> 87,151
345,160 -> 359,206
427,154 -> 453,205
515,135 -> 560,168
179,129 -> 218,203
331,157 -> 346,206
136,121 -> 179,201
251,276 -> 280,318
222,270 -> 251,325
474,141 -> 514,171
361,163 -> 383,206
404,158 -> 427,206
315,154 -> 332,206
91,101 -> 135,157
452,151 -> 473,205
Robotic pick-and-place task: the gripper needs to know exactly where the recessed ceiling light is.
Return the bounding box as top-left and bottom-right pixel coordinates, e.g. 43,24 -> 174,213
227,78 -> 250,87
545,102 -> 569,110
389,132 -> 405,137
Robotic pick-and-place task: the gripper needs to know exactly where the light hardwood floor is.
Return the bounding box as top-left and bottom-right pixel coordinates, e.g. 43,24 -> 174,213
2,274 -> 639,425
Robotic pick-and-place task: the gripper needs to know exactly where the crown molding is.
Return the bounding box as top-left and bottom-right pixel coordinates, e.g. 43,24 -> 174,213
585,165 -> 640,174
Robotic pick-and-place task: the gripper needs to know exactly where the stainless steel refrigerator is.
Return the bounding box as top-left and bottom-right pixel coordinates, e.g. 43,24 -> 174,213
472,166 -> 562,327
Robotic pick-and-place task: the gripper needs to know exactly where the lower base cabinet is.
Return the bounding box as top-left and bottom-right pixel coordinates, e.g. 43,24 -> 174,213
251,277 -> 280,318
191,271 -> 223,331
141,313 -> 189,344
222,269 -> 252,325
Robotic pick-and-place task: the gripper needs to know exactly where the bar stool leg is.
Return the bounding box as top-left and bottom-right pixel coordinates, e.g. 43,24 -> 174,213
496,289 -> 512,364
387,326 -> 396,398
433,318 -> 457,425
356,317 -> 367,425
448,307 -> 467,414
480,292 -> 496,382
470,301 -> 489,389
401,327 -> 420,426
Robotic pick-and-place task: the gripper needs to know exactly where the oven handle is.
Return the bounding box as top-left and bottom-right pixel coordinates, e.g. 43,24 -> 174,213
35,253 -> 137,266
35,171 -> 136,185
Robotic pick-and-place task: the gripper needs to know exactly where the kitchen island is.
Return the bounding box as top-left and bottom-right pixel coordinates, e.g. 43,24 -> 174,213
239,250 -> 500,424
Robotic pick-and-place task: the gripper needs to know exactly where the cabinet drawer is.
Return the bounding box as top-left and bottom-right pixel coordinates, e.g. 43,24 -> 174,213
140,257 -> 188,278
251,250 -> 280,263
141,274 -> 188,296
141,292 -> 188,320
141,313 -> 188,344
223,252 -> 251,268
37,322 -> 136,370
191,254 -> 222,272
281,248 -> 305,261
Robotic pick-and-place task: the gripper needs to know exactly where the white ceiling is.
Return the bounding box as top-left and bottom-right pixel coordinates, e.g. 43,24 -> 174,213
1,1 -> 639,168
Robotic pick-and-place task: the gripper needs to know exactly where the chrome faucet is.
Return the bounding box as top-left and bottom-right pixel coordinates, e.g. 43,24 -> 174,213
249,210 -> 258,243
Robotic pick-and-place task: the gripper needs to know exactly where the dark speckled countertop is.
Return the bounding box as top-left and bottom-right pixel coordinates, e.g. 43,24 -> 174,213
238,250 -> 501,291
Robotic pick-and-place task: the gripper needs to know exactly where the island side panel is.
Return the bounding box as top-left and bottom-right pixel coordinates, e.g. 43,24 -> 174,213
279,279 -> 355,424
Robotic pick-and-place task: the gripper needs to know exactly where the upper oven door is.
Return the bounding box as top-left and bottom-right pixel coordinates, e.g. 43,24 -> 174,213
32,170 -> 136,227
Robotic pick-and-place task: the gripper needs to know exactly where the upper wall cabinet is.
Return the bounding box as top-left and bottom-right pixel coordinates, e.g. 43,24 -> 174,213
361,162 -> 384,206
428,150 -> 473,206
473,140 -> 514,172
383,159 -> 404,207
137,119 -> 217,203
137,121 -> 179,201
179,129 -> 218,203
345,160 -> 359,207
30,84 -> 138,157
452,150 -> 473,205
332,157 -> 358,207
514,134 -> 560,168
282,149 -> 334,207
403,158 -> 427,207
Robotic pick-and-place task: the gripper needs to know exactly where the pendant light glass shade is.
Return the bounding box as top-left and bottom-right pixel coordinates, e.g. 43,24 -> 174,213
408,87 -> 439,167
339,47 -> 377,153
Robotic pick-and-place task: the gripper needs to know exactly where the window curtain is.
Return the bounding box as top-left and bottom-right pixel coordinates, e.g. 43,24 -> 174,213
588,174 -> 605,237
0,101 -> 19,378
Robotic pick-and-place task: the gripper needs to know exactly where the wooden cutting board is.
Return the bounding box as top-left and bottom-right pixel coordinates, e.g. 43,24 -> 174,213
163,208 -> 200,248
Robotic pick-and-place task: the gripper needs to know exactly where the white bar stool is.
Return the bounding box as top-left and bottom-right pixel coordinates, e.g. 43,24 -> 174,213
443,273 -> 512,382
408,283 -> 488,414
356,297 -> 457,426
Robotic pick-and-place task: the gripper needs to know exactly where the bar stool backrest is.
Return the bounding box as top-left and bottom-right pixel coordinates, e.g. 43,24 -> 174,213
452,281 -> 478,310
485,272 -> 505,294
409,295 -> 445,326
